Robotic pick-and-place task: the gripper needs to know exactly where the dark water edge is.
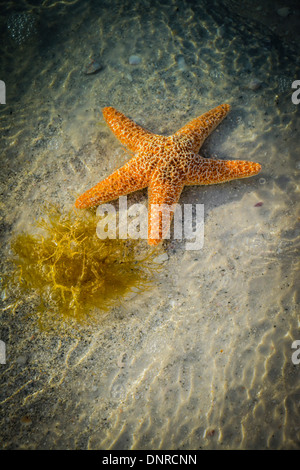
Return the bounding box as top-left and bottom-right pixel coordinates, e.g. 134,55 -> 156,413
0,0 -> 299,451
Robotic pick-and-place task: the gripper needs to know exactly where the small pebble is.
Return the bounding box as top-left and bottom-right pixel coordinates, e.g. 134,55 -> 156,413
129,55 -> 141,65
177,56 -> 187,71
153,253 -> 169,264
254,202 -> 263,207
83,59 -> 102,75
16,355 -> 28,365
248,78 -> 262,91
277,7 -> 290,17
20,416 -> 32,426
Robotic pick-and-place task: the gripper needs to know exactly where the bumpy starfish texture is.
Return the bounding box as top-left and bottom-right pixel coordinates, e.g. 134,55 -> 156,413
75,105 -> 261,245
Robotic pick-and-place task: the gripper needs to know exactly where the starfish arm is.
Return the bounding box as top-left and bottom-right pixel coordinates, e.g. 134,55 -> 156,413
148,169 -> 185,245
184,154 -> 261,185
102,107 -> 156,153
174,104 -> 230,153
75,156 -> 149,208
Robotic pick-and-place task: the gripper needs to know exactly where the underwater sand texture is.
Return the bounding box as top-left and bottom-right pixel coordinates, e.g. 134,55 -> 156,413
0,0 -> 299,450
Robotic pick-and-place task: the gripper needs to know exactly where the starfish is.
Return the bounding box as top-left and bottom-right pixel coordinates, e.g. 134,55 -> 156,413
75,105 -> 261,245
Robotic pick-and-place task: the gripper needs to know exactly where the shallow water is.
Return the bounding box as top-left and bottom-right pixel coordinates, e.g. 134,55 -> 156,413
0,0 -> 299,450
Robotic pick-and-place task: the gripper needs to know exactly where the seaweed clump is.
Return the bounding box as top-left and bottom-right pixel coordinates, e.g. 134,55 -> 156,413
6,206 -> 158,329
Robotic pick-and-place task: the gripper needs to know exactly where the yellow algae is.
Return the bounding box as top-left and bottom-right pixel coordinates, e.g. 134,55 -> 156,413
5,205 -> 161,330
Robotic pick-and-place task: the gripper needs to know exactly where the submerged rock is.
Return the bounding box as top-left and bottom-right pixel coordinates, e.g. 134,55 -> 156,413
277,7 -> 290,17
177,56 -> 187,71
83,59 -> 102,75
153,253 -> 169,264
247,78 -> 263,91
129,55 -> 141,65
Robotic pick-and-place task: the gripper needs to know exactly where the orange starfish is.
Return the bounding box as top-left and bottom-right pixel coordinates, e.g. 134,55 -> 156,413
75,105 -> 261,245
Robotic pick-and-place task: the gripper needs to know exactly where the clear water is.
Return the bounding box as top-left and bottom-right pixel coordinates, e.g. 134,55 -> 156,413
0,0 -> 299,450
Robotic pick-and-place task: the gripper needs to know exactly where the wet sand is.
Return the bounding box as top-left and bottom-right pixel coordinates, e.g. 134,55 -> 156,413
0,0 -> 299,450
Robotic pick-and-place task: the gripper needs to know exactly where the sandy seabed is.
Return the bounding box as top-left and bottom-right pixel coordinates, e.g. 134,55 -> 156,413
0,0 -> 299,450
